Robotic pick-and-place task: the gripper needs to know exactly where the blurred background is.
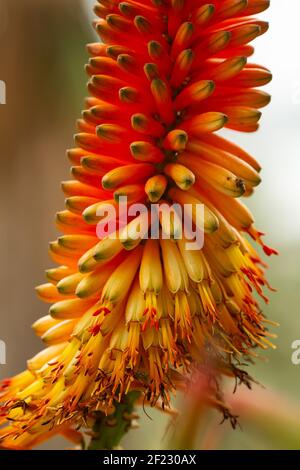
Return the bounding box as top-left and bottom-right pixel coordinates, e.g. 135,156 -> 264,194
0,0 -> 299,450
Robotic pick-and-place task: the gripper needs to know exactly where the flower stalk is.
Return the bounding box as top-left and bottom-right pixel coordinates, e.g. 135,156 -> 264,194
88,391 -> 140,450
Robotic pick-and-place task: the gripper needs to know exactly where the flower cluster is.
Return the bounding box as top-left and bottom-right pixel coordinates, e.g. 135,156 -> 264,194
0,0 -> 276,449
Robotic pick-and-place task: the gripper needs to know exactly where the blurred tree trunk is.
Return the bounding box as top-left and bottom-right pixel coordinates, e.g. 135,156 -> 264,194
0,0 -> 91,384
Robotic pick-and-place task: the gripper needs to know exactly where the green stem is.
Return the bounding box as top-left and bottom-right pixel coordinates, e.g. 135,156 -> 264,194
87,391 -> 140,450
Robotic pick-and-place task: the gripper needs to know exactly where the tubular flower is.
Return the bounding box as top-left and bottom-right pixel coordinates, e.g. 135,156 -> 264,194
0,0 -> 277,449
